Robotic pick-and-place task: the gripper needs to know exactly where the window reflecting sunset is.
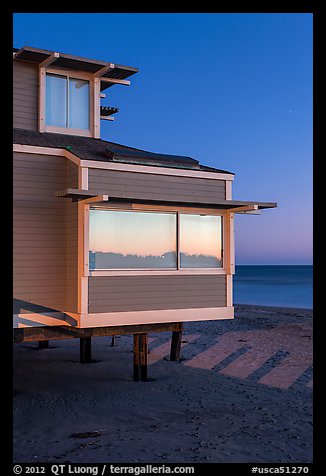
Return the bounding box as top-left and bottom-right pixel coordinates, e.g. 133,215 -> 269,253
89,210 -> 177,269
89,209 -> 223,270
180,214 -> 222,268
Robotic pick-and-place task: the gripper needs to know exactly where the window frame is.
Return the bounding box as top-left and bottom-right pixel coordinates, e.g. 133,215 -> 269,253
85,205 -> 227,276
178,212 -> 224,270
89,208 -> 179,271
39,67 -> 99,138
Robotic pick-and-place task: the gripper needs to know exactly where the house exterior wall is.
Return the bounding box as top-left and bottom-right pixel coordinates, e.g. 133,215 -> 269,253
88,275 -> 227,314
13,60 -> 39,131
13,152 -> 79,324
88,168 -> 227,202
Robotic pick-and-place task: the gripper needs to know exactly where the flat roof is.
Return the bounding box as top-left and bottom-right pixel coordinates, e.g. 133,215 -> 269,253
13,45 -> 138,91
13,129 -> 234,174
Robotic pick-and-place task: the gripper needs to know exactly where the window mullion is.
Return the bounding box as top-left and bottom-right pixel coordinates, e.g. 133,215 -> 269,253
66,75 -> 69,128
221,216 -> 224,268
177,212 -> 180,270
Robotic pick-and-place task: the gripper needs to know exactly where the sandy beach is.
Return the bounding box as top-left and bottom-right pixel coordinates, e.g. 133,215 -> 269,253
13,304 -> 313,464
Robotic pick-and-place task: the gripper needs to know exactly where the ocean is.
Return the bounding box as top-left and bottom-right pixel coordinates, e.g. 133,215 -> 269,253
233,265 -> 313,309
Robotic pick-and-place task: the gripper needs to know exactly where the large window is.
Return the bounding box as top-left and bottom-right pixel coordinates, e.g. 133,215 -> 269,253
89,209 -> 223,271
89,210 -> 177,269
180,214 -> 223,268
45,73 -> 90,130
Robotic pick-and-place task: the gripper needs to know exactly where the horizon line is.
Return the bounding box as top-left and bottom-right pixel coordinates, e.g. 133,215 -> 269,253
236,263 -> 313,266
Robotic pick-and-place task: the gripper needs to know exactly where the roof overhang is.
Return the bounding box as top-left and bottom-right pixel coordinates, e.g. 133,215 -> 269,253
13,46 -> 138,90
56,188 -> 277,211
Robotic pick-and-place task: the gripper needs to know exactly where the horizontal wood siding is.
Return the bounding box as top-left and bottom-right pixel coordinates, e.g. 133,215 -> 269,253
65,161 -> 79,313
88,275 -> 227,313
88,169 -> 226,203
13,61 -> 38,131
13,152 -> 68,314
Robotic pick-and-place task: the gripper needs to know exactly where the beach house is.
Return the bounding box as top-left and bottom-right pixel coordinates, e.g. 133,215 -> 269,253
13,46 -> 276,380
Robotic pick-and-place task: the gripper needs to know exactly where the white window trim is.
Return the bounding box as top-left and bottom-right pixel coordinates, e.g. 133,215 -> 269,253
89,269 -> 227,276
39,67 -> 99,138
84,205 -> 228,277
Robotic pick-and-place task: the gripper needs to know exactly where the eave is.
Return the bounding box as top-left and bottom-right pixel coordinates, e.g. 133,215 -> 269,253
55,188 -> 277,211
13,45 -> 138,91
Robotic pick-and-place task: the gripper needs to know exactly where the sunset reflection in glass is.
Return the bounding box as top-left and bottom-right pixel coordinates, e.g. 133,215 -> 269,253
180,214 -> 222,268
89,209 -> 177,269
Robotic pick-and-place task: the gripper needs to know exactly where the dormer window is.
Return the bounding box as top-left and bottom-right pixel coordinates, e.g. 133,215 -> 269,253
45,73 -> 90,130
12,45 -> 138,138
40,68 -> 94,137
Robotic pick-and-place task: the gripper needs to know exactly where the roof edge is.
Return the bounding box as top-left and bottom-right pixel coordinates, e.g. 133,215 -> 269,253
12,128 -> 234,176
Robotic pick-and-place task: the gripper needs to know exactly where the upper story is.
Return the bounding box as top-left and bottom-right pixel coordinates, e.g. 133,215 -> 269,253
13,45 -> 138,138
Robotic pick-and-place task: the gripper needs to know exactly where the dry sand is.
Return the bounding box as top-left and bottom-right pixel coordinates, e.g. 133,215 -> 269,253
13,305 -> 313,463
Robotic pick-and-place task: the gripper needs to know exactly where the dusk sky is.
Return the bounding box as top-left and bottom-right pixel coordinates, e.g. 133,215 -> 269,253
13,13 -> 313,265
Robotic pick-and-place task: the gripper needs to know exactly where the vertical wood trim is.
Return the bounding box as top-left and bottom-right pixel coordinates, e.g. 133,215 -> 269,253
177,212 -> 180,270
224,212 -> 230,273
78,202 -> 89,313
83,168 -> 89,190
84,205 -> 90,277
229,212 -> 235,274
224,211 -> 235,275
66,74 -> 69,127
226,274 -> 233,307
79,167 -> 89,190
78,165 -> 82,189
38,67 -> 46,132
82,203 -> 90,314
77,202 -> 83,313
81,277 -> 89,314
225,180 -> 232,200
225,183 -> 234,302
94,77 -> 100,139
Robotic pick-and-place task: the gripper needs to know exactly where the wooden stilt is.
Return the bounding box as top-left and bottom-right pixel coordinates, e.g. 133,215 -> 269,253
140,333 -> 148,381
170,326 -> 183,361
80,337 -> 92,363
38,340 -> 49,349
133,334 -> 140,381
133,333 -> 148,381
111,335 -> 116,347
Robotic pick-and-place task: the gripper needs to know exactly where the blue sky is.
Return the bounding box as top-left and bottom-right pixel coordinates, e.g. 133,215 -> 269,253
13,13 -> 313,264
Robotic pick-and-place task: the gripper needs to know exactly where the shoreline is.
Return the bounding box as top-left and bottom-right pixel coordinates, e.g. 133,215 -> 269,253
235,303 -> 313,312
234,303 -> 313,315
14,304 -> 313,464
